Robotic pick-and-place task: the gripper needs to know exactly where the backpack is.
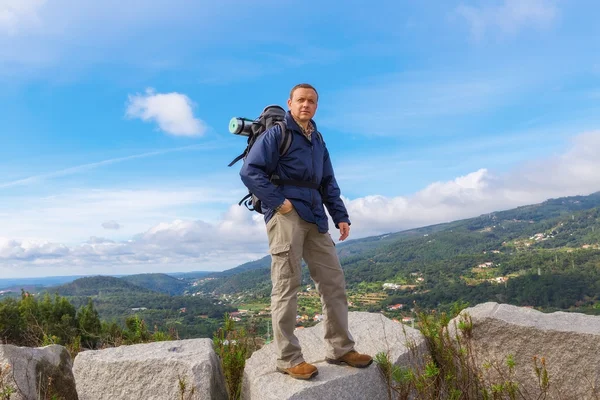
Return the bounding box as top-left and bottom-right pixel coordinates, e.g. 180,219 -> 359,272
228,105 -> 322,214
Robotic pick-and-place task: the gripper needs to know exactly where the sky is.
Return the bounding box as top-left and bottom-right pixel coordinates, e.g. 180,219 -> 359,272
1,0 -> 600,278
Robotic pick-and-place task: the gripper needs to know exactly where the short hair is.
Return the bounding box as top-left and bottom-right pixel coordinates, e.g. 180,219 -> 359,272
290,83 -> 319,101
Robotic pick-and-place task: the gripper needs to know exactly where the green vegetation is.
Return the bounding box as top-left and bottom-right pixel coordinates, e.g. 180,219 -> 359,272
0,291 -> 199,355
177,376 -> 196,400
213,314 -> 260,400
375,304 -> 555,399
0,275 -> 235,359
197,193 -> 600,318
51,276 -> 153,297
198,268 -> 271,296
1,193 -> 599,398
121,273 -> 189,296
0,290 -> 83,348
43,276 -> 234,339
0,364 -> 17,400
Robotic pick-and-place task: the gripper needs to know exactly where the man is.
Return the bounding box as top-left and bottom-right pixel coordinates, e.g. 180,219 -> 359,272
240,83 -> 372,380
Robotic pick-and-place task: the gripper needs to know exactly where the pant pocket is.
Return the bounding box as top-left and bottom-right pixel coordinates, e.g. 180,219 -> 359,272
270,243 -> 292,281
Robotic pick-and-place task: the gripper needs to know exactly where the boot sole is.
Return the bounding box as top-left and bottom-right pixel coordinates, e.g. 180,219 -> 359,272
325,358 -> 373,368
276,367 -> 319,380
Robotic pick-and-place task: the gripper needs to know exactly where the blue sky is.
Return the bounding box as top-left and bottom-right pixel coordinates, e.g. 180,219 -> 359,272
1,0 -> 600,278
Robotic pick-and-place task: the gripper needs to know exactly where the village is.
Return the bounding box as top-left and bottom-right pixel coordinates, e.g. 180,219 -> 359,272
188,279 -> 428,338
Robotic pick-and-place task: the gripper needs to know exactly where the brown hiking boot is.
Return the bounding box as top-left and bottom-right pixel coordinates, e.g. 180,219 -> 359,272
326,350 -> 373,368
276,362 -> 319,380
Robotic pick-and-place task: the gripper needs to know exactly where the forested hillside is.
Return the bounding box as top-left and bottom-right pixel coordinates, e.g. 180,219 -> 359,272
194,193 -> 600,314
45,276 -> 233,338
3,192 -> 599,351
121,273 -> 189,295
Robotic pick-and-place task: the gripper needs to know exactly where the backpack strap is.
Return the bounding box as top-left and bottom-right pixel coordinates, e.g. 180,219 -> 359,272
228,134 -> 253,167
270,124 -> 324,190
237,193 -> 252,206
275,121 -> 293,156
228,153 -> 246,167
276,121 -> 323,154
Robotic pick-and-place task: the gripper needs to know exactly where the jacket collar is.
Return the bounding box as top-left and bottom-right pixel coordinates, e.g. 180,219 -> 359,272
285,111 -> 317,135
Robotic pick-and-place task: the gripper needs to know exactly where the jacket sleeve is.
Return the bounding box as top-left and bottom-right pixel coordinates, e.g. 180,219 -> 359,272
321,146 -> 351,228
239,126 -> 286,210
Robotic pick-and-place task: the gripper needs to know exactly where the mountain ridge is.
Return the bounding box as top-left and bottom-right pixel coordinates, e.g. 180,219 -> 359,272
195,191 -> 600,298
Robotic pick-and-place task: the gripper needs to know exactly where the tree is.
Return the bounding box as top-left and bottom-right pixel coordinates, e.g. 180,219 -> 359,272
0,298 -> 24,344
78,298 -> 102,349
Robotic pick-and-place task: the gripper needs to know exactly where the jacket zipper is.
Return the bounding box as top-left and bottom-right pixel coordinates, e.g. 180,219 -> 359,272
311,138 -> 318,209
299,129 -> 317,210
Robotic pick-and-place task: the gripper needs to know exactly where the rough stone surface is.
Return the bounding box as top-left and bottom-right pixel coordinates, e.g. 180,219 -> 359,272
0,344 -> 78,400
242,311 -> 426,400
452,302 -> 600,400
73,338 -> 227,400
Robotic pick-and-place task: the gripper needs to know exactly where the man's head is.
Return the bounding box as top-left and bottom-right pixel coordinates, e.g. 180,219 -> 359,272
287,83 -> 318,124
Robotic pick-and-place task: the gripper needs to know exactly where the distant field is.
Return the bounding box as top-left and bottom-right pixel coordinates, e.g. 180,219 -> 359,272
236,302 -> 269,311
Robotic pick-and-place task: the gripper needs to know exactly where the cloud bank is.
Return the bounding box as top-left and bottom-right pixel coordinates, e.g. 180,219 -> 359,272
1,131 -> 599,276
345,131 -> 600,236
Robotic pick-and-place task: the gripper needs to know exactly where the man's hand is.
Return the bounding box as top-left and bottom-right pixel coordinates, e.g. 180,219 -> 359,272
278,199 -> 294,214
338,222 -> 350,241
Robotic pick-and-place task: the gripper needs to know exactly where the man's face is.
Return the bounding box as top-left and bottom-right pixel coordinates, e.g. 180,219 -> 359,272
287,88 -> 318,123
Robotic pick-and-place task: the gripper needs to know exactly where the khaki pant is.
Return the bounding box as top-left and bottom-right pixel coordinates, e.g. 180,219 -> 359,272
267,208 -> 355,369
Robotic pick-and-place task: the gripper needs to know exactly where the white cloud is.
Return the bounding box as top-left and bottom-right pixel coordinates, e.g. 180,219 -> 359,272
0,204 -> 269,276
0,184 -> 244,244
343,131 -> 600,237
0,237 -> 69,260
456,0 -> 557,41
2,131 -> 600,277
102,221 -> 121,230
125,88 -> 207,137
0,0 -> 46,35
86,237 -> 115,245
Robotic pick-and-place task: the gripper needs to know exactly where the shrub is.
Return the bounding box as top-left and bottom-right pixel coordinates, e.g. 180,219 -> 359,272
375,303 -> 554,400
213,314 -> 257,400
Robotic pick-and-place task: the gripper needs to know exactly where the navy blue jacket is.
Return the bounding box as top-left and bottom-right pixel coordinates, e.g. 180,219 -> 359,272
239,112 -> 350,233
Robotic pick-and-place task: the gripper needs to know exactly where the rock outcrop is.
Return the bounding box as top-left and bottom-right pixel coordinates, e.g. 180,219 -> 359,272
451,302 -> 600,400
73,338 -> 227,400
242,311 -> 427,400
4,304 -> 599,400
0,344 -> 78,400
